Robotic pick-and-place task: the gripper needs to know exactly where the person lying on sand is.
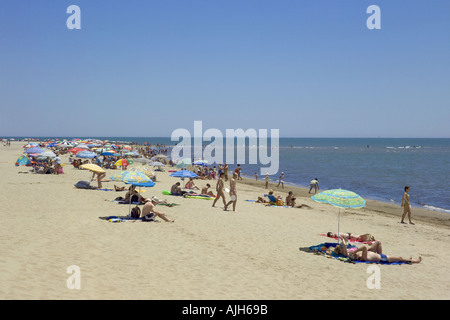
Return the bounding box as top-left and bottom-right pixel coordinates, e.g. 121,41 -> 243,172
334,236 -> 421,264
114,185 -> 126,191
256,196 -> 270,203
327,232 -> 376,242
141,199 -> 174,222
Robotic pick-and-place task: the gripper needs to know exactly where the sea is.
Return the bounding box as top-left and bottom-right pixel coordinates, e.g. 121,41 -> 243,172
5,137 -> 450,213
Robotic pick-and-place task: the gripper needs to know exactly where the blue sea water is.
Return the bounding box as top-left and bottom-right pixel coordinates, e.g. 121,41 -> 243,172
7,136 -> 450,213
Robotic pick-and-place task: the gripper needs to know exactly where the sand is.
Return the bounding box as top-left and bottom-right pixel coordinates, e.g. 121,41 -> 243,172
1,141 -> 449,300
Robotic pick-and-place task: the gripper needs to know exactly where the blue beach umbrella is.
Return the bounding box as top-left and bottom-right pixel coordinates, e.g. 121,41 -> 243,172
170,170 -> 198,179
25,147 -> 44,154
77,151 -> 98,159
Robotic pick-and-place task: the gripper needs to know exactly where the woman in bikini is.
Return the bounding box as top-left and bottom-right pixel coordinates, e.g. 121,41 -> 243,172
326,232 -> 376,242
212,173 -> 227,208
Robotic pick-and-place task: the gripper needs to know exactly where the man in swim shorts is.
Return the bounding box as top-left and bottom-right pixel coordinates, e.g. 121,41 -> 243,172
141,199 -> 174,222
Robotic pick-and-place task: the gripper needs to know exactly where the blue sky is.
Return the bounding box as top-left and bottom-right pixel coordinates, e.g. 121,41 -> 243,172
0,0 -> 449,138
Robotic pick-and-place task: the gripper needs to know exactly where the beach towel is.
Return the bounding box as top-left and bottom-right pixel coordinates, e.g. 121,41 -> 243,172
303,243 -> 411,265
101,216 -> 157,223
184,195 -> 215,200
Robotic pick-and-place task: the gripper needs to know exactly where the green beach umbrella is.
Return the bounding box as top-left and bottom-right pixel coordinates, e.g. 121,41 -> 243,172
312,189 -> 366,243
312,189 -> 366,209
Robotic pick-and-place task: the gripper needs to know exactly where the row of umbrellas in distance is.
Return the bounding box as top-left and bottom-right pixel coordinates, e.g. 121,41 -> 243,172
21,139 -> 170,167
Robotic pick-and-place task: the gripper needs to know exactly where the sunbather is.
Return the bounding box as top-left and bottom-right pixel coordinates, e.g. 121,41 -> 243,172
335,236 -> 421,264
124,185 -> 144,203
114,185 -> 126,191
141,199 -> 174,222
185,178 -> 200,190
201,184 -> 215,197
326,232 -> 376,242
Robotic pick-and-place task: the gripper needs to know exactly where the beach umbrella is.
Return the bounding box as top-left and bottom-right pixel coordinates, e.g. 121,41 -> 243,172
129,166 -> 153,177
36,151 -> 57,159
69,147 -> 86,154
80,164 -> 105,173
77,151 -> 98,159
100,151 -> 120,156
312,189 -> 366,244
25,147 -> 44,154
193,160 -> 208,166
115,159 -> 130,167
121,171 -> 153,184
46,143 -> 58,148
150,161 -> 165,167
110,171 -> 129,182
15,155 -> 31,166
170,170 -> 198,179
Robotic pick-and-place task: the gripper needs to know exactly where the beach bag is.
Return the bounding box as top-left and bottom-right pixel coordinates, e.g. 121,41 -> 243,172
130,206 -> 141,219
276,199 -> 284,206
74,181 -> 91,189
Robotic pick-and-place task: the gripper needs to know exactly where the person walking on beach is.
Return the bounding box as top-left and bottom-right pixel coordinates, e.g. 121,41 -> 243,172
235,164 -> 243,180
212,173 -> 227,208
309,178 -> 319,194
225,172 -> 238,212
223,163 -> 229,181
265,173 -> 269,189
277,172 -> 284,189
401,186 -> 414,224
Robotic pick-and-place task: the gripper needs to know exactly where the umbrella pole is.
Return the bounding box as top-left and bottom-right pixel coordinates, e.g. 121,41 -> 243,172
337,208 -> 340,245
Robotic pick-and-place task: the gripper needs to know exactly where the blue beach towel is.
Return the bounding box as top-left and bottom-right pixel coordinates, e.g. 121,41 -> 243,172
103,216 -> 157,223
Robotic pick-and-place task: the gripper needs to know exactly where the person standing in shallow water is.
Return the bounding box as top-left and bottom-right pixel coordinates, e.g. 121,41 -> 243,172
401,186 -> 414,225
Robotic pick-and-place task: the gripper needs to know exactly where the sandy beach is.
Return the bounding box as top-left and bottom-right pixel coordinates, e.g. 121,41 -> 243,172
1,141 -> 449,300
